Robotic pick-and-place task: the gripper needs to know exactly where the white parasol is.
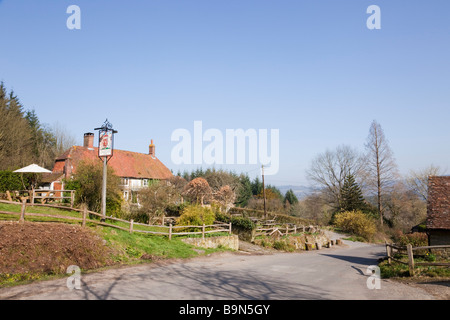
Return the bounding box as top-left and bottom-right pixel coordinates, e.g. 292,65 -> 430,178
14,164 -> 52,174
14,164 -> 52,191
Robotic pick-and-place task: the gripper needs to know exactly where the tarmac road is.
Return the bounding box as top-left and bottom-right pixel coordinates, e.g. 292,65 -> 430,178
0,237 -> 438,300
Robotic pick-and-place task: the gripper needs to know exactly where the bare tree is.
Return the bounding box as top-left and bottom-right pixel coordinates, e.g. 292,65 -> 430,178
51,122 -> 77,155
306,144 -> 366,208
138,182 -> 179,222
406,164 -> 446,201
364,120 -> 399,225
214,185 -> 236,212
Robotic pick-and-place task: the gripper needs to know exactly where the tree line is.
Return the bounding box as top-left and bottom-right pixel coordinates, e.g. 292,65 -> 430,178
0,82 -> 76,171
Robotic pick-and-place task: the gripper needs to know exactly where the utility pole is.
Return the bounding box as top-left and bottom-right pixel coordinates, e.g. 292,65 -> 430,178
262,165 -> 267,219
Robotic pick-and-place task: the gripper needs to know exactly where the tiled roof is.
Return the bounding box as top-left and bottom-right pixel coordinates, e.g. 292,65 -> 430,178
427,176 -> 450,230
51,146 -> 173,180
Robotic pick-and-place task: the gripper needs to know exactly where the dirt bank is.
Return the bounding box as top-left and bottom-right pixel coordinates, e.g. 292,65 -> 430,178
0,221 -> 112,277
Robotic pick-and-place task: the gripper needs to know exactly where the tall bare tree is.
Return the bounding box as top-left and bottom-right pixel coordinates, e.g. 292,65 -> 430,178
51,122 -> 78,156
306,144 -> 366,208
364,120 -> 399,225
406,164 -> 445,201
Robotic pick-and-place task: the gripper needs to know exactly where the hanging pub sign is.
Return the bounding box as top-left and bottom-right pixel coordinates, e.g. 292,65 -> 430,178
99,130 -> 113,157
94,119 -> 118,161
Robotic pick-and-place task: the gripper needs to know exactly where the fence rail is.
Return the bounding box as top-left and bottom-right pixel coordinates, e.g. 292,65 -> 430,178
3,189 -> 75,207
254,223 -> 320,238
385,242 -> 450,276
0,200 -> 231,240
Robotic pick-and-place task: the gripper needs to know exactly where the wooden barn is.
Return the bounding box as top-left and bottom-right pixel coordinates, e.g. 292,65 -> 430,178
426,176 -> 450,246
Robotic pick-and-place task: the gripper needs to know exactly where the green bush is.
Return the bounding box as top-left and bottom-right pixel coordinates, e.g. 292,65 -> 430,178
64,160 -> 122,217
176,205 -> 216,226
0,171 -> 31,192
334,210 -> 377,241
231,216 -> 256,231
215,212 -> 256,231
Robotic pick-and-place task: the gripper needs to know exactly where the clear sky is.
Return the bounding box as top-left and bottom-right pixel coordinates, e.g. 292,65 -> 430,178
1,0 -> 449,186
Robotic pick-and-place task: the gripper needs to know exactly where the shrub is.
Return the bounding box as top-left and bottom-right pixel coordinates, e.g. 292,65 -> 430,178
0,171 -> 31,192
231,216 -> 256,231
176,205 -> 216,226
64,160 -> 122,216
215,212 -> 256,231
333,210 -> 377,241
392,231 -> 428,247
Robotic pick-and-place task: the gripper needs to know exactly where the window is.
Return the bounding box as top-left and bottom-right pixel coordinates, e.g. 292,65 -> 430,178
121,178 -> 129,186
143,179 -> 148,187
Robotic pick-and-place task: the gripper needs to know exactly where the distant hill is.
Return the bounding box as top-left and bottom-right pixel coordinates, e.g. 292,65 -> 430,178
276,185 -> 315,200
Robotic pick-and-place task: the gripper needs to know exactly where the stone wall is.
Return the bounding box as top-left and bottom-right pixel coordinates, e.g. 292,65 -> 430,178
181,235 -> 239,251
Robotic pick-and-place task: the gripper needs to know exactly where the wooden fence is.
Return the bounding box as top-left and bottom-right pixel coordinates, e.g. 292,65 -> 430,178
32,189 -> 75,207
385,242 -> 450,276
0,199 -> 231,240
254,222 -> 320,238
4,189 -> 75,207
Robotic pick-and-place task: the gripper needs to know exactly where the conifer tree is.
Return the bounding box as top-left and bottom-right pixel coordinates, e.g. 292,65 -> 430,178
284,189 -> 299,206
340,174 -> 366,212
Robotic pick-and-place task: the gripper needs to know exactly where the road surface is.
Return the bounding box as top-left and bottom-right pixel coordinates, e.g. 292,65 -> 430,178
0,238 -> 439,300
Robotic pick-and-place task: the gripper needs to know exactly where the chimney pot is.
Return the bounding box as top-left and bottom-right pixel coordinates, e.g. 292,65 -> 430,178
149,139 -> 155,157
84,132 -> 94,149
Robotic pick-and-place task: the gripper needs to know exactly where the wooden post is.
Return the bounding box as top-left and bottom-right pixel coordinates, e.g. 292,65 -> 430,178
161,215 -> 165,226
70,191 -> 75,208
407,244 -> 415,277
285,224 -> 289,236
202,224 -> 205,240
386,242 -> 392,264
169,224 -> 173,240
129,219 -> 134,234
31,190 -> 35,205
82,205 -> 87,228
294,225 -> 297,234
19,199 -> 26,223
6,190 -> 12,202
228,222 -> 232,235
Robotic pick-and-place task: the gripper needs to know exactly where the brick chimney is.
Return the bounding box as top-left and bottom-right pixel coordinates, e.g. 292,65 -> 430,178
149,139 -> 155,157
84,133 -> 94,149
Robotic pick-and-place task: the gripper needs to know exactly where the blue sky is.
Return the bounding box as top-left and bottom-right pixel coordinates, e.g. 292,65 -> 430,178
1,0 -> 449,186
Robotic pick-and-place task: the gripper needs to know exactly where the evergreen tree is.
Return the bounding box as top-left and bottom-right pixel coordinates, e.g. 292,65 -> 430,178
339,174 -> 366,212
236,174 -> 252,207
251,177 -> 263,196
284,189 -> 299,205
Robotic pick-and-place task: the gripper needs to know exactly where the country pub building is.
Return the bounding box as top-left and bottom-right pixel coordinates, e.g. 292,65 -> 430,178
44,133 -> 173,203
